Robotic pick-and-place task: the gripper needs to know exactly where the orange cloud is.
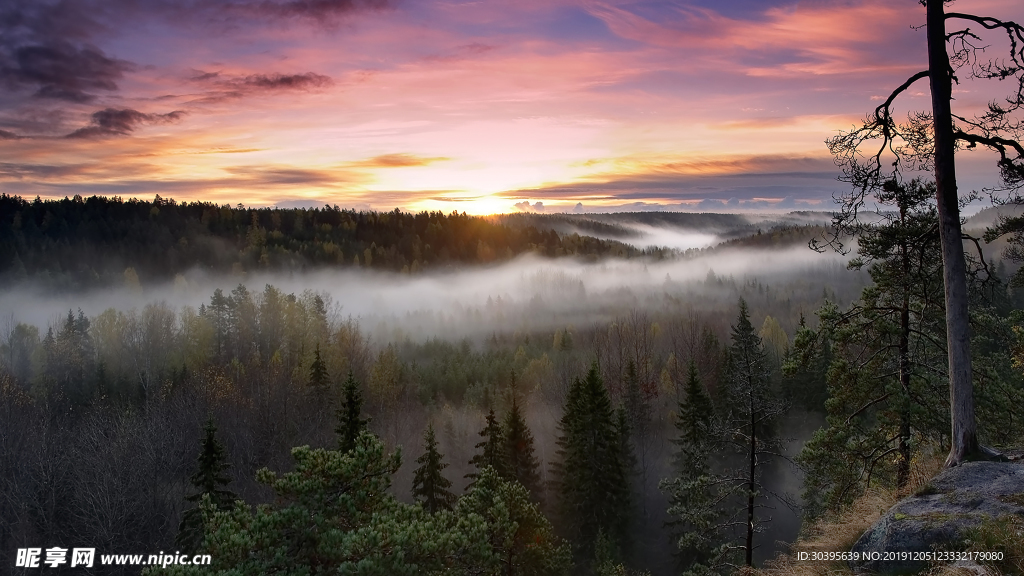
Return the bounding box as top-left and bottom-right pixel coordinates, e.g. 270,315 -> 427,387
350,153 -> 450,168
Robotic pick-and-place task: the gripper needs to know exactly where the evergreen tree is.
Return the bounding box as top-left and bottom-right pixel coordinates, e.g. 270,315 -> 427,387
660,361 -> 724,574
552,362 -> 631,567
308,342 -> 329,390
672,360 -> 714,478
662,300 -> 786,572
503,394 -> 543,502
796,179 -> 1022,516
162,432 -> 495,575
467,407 -> 506,485
412,423 -> 456,514
335,370 -> 369,452
798,180 -> 946,514
176,419 -> 236,553
780,313 -> 831,413
724,298 -> 785,567
622,360 -> 652,517
458,466 -> 572,576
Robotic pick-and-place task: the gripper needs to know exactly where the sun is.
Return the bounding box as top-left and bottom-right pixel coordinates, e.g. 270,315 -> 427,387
409,194 -> 525,216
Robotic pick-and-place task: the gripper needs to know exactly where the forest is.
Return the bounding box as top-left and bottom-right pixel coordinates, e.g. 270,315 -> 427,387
2,193 -> 1024,576
0,194 -> 676,291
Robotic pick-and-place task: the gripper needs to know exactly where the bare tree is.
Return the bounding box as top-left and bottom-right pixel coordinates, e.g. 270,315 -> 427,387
823,0 -> 1024,466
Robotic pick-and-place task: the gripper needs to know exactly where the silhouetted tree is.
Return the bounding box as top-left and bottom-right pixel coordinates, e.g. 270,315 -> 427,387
552,363 -> 631,567
725,299 -> 786,567
336,370 -> 369,453
503,394 -> 543,503
660,361 -> 721,573
413,423 -> 456,514
672,360 -> 714,478
176,419 -> 235,553
468,407 -> 506,486
308,343 -> 329,391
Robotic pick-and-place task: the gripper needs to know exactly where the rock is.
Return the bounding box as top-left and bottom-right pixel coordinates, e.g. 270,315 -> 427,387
849,461 -> 1024,574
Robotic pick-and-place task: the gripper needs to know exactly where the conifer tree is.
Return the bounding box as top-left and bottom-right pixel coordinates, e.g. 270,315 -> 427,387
798,180 -> 960,514
335,370 -> 369,453
412,423 -> 456,514
503,394 -> 543,502
662,300 -> 787,572
458,466 -> 572,576
308,343 -> 329,390
780,313 -> 831,413
724,298 -> 785,568
176,419 -> 235,553
622,360 -> 652,513
672,360 -> 714,477
660,361 -> 722,573
467,407 -> 506,486
553,362 -> 631,566
164,432 -> 495,575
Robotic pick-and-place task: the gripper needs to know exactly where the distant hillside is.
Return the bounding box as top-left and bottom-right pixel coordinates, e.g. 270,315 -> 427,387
0,195 -> 670,291
496,211 -> 834,246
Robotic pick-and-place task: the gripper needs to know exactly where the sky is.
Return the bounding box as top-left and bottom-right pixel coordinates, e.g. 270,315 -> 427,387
0,0 -> 1020,214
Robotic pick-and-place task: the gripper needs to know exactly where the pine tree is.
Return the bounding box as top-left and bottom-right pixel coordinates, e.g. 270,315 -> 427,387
412,423 -> 456,514
176,419 -> 236,553
798,180 -> 953,515
662,300 -> 787,573
724,298 -> 785,567
622,360 -> 651,515
467,407 -> 506,485
335,370 -> 369,452
308,343 -> 329,390
661,361 -> 721,573
458,466 -> 572,576
553,362 -> 631,567
780,313 -> 831,413
175,432 -> 496,575
502,394 -> 543,502
672,360 -> 714,478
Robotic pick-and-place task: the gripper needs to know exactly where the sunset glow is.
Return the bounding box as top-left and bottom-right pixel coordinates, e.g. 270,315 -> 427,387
1,0 -> 1020,214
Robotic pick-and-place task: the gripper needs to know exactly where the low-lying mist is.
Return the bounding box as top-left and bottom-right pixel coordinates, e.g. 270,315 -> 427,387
1,244 -> 853,342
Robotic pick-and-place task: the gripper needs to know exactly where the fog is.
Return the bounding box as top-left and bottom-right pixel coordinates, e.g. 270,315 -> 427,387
0,244 -> 852,343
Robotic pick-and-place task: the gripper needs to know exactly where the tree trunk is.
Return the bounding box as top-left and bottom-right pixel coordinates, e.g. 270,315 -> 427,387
926,0 -> 978,468
898,285 -> 912,487
897,227 -> 912,487
746,402 -> 755,567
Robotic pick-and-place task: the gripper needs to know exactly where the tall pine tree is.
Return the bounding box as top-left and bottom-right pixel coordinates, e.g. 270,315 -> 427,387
660,360 -> 722,574
724,298 -> 787,568
662,300 -> 787,573
336,370 -> 369,452
308,343 -> 329,390
552,362 -> 632,568
503,394 -> 543,503
412,423 -> 456,514
672,360 -> 714,478
176,419 -> 236,553
798,179 -> 959,515
467,407 -> 506,487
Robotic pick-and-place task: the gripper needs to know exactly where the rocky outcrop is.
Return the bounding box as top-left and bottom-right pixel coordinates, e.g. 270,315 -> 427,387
850,460 -> 1024,574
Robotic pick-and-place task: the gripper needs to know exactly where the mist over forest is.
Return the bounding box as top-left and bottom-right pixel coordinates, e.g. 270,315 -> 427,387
2,196 -> 1024,576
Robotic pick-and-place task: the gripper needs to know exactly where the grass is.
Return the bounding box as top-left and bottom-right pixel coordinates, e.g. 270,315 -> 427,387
747,451 -> 946,576
996,493 -> 1024,508
747,448 -> 1024,576
954,515 -> 1024,576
